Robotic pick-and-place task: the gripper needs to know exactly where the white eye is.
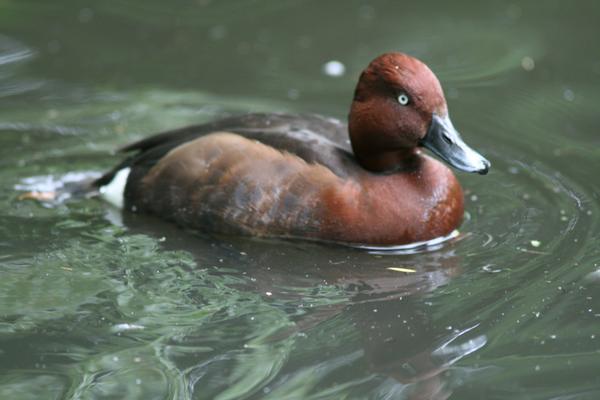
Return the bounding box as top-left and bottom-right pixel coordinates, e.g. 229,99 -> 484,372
397,93 -> 410,105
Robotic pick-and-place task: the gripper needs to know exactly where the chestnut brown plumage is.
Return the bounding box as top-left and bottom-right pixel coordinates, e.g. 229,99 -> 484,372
96,52 -> 489,245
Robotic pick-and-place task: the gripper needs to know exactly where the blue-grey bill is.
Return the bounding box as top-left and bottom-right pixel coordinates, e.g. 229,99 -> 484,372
420,113 -> 490,174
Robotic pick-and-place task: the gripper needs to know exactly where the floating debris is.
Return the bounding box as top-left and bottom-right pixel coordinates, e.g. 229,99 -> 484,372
482,264 -> 502,273
517,246 -> 548,255
387,267 -> 416,273
18,190 -> 57,202
111,323 -> 145,333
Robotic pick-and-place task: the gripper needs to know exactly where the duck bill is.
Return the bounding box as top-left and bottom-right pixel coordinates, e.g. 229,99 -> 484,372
420,114 -> 490,174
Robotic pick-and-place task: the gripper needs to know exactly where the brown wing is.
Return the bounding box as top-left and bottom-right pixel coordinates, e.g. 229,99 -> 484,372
125,132 -> 348,238
95,113 -> 356,187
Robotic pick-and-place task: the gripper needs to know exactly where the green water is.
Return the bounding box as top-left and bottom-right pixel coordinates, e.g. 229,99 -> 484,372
1,1 -> 600,399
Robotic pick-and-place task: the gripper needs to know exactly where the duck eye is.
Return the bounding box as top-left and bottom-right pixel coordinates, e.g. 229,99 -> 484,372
397,93 -> 410,106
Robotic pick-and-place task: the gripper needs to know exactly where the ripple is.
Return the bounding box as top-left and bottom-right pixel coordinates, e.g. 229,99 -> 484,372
0,4 -> 598,398
15,172 -> 101,193
0,35 -> 34,67
0,372 -> 69,399
463,156 -> 592,253
438,143 -> 600,340
423,28 -> 544,87
356,230 -> 461,255
432,324 -> 487,366
0,34 -> 41,98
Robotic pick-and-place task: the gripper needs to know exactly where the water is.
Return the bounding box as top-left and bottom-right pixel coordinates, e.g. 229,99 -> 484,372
1,1 -> 600,399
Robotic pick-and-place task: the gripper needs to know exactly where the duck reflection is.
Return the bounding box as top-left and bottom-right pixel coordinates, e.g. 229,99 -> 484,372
117,211 -> 485,399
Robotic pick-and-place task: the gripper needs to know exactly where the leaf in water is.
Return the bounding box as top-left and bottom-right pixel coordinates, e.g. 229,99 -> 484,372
386,267 -> 416,273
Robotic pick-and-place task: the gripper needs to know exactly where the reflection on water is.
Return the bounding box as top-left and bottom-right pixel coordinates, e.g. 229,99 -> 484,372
73,215 -> 488,399
1,1 -> 600,399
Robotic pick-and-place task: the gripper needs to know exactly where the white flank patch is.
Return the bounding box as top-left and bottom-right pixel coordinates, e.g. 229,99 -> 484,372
99,167 -> 130,209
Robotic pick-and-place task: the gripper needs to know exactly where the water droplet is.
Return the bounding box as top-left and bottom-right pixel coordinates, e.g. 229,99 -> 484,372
521,56 -> 535,71
563,88 -> 575,102
323,60 -> 345,77
78,8 -> 94,23
507,4 -> 522,20
358,5 -> 375,20
209,25 -> 227,40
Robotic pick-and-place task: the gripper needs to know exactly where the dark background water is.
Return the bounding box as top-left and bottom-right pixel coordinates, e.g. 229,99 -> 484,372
1,1 -> 600,399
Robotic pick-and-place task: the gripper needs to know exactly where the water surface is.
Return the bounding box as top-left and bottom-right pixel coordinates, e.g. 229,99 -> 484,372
1,1 -> 600,399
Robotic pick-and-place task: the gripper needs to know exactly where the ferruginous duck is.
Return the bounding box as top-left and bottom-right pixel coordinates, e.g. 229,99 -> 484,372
95,52 -> 490,246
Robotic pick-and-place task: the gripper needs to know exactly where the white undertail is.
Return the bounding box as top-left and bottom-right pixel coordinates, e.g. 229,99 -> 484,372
99,167 -> 130,209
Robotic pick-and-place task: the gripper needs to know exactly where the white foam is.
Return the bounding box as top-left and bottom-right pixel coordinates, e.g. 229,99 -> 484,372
99,167 -> 130,209
355,229 -> 460,255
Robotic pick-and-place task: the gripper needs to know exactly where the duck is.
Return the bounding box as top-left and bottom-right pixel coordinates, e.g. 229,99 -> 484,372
94,52 -> 490,246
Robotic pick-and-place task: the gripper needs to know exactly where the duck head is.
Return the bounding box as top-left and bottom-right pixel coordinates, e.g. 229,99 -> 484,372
349,52 -> 490,174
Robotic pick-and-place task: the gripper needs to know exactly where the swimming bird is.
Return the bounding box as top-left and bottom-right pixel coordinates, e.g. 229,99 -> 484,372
95,52 -> 490,245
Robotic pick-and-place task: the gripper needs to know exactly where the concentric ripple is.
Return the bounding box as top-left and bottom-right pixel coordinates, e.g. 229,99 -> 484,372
1,2 -> 600,399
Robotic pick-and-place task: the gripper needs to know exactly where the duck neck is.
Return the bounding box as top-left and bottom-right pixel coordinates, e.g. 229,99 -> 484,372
353,147 -> 421,173
348,104 -> 421,173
